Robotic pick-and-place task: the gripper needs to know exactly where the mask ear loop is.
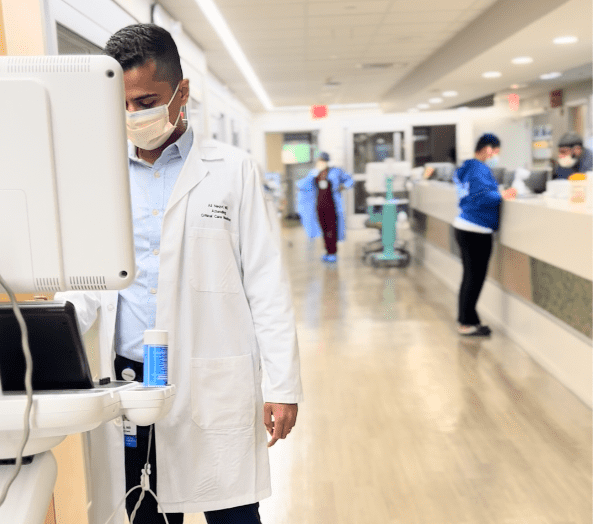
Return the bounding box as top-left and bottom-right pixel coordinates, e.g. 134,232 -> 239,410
167,82 -> 182,128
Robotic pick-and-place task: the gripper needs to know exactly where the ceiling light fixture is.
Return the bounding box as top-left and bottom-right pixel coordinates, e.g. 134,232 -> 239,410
553,36 -> 578,45
408,108 -> 419,113
417,103 -> 430,109
442,91 -> 458,97
540,72 -> 562,80
510,84 -> 527,89
482,71 -> 502,78
429,97 -> 443,104
193,0 -> 274,110
512,56 -> 533,65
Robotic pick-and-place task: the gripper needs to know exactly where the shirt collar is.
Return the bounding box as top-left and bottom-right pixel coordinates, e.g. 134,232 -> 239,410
128,126 -> 194,166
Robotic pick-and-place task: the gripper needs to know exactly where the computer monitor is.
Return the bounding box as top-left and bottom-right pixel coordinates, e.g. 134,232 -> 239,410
502,169 -> 515,189
525,170 -> 549,194
0,55 -> 135,294
425,162 -> 456,182
490,167 -> 505,185
0,301 -> 94,391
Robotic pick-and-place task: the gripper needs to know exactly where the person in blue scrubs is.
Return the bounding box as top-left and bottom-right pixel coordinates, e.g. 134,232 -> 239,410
554,132 -> 593,179
453,134 -> 503,337
296,152 -> 354,263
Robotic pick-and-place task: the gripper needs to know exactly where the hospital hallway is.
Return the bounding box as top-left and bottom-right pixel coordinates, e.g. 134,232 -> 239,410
185,225 -> 592,524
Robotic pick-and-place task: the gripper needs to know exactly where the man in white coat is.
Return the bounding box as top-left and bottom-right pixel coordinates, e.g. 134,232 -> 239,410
56,24 -> 302,524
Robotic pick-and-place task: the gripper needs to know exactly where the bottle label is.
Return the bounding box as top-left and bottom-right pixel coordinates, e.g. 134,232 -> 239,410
143,344 -> 168,387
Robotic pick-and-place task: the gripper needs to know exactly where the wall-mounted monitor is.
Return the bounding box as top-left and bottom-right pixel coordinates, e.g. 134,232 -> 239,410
281,143 -> 312,164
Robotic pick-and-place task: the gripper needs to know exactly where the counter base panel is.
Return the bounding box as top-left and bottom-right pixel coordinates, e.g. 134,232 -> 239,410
414,236 -> 592,408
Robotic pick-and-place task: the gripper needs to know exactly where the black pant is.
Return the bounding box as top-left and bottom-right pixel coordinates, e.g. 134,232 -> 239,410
114,355 -> 262,524
454,228 -> 493,326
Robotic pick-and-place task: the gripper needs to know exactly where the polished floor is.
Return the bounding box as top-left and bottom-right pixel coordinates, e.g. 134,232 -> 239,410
189,225 -> 591,524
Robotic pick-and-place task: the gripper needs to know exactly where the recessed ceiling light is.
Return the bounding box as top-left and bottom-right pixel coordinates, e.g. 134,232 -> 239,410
540,72 -> 562,80
553,36 -> 578,45
429,97 -> 443,104
512,56 -> 533,65
510,84 -> 527,89
482,71 -> 502,78
442,91 -> 458,97
417,103 -> 430,109
408,108 -> 419,113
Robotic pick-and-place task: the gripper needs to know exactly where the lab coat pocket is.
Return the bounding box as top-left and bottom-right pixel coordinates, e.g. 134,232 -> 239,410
190,354 -> 256,430
189,228 -> 241,293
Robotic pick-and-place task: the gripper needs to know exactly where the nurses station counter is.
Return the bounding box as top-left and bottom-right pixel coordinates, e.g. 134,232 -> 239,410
410,180 -> 592,407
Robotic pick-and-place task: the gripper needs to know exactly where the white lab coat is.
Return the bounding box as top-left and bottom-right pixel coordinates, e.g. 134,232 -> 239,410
56,135 -> 303,523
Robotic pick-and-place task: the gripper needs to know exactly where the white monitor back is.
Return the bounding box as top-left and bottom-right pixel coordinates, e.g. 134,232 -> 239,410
0,56 -> 135,293
365,161 -> 412,193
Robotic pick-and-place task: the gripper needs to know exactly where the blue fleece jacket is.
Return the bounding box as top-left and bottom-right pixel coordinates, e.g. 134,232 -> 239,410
453,159 -> 502,231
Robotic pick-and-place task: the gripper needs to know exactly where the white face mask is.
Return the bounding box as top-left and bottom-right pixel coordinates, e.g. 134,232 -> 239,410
126,83 -> 181,151
485,155 -> 499,168
558,155 -> 577,168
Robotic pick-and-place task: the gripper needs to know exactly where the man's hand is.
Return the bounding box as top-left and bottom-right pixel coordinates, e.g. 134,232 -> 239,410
502,187 -> 517,200
263,403 -> 298,447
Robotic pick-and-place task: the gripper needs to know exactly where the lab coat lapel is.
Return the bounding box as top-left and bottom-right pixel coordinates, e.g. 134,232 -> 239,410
165,145 -> 209,217
156,138 -> 223,380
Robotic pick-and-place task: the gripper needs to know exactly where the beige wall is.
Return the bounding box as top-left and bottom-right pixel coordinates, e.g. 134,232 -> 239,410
0,1 -> 6,56
44,497 -> 57,524
52,435 -> 90,524
265,132 -> 285,175
0,0 -> 46,55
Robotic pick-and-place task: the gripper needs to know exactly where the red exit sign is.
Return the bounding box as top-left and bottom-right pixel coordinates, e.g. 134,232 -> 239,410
311,105 -> 328,119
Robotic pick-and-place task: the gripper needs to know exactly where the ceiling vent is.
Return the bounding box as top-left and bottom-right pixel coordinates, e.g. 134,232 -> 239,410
359,63 -> 394,70
357,62 -> 407,71
322,79 -> 341,89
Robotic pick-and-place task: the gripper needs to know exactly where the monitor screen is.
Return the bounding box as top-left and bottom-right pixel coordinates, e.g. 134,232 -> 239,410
0,301 -> 93,391
525,170 -> 549,194
281,143 -> 311,164
490,167 -> 505,185
0,56 -> 135,294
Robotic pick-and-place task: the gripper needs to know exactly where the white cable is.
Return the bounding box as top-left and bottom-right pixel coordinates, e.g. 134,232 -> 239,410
103,485 -> 170,524
129,424 -> 153,523
0,273 -> 34,507
103,424 -> 169,524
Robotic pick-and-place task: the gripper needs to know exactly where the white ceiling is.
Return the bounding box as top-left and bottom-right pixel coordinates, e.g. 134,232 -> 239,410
157,0 -> 593,112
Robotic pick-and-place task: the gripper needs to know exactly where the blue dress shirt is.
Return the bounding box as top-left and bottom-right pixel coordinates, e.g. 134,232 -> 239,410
115,128 -> 194,362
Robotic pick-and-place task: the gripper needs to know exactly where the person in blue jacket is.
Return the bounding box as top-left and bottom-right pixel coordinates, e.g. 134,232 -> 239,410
453,134 -> 506,337
297,152 -> 354,262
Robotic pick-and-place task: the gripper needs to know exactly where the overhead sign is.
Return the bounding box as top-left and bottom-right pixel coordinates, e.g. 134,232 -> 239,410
311,105 -> 328,119
550,89 -> 563,108
507,93 -> 520,111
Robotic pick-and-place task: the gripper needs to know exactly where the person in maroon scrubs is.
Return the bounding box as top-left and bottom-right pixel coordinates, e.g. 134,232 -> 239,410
297,152 -> 355,263
315,156 -> 338,261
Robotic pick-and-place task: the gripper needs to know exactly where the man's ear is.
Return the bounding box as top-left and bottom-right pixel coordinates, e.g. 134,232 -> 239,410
180,79 -> 190,105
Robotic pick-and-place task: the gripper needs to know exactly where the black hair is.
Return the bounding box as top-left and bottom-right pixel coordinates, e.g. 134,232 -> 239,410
104,24 -> 183,89
475,133 -> 501,152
